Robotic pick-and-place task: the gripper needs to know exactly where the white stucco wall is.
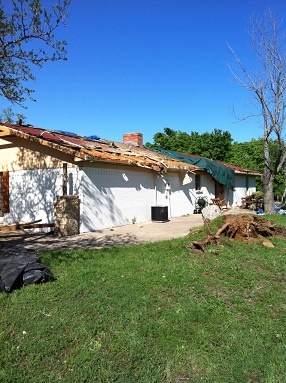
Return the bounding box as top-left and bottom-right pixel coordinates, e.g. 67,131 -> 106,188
1,168 -> 62,224
79,168 -> 218,232
154,172 -> 215,218
233,174 -> 257,207
79,167 -> 221,232
161,172 -> 257,212
248,177 -> 257,195
1,163 -> 257,233
80,166 -> 157,232
0,167 -> 81,225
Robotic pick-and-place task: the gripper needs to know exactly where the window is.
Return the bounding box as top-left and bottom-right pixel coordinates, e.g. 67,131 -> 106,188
195,174 -> 201,190
0,171 -> 9,214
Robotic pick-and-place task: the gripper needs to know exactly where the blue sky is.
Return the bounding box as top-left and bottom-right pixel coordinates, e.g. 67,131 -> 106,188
2,0 -> 286,144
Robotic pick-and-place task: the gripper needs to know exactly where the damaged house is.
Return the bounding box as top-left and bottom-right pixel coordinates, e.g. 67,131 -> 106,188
0,123 -> 260,234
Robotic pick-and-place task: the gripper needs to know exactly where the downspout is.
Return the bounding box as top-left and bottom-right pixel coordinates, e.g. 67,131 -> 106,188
165,182 -> 171,218
63,163 -> 68,195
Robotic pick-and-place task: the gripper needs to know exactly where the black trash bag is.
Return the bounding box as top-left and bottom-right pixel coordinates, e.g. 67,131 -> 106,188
0,277 -> 5,292
0,262 -> 27,292
23,262 -> 56,286
0,244 -> 56,292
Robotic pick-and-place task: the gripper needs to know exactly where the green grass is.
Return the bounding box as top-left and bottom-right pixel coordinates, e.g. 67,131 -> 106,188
0,215 -> 286,382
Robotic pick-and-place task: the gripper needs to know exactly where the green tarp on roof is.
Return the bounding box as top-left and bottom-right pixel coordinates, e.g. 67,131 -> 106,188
151,149 -> 235,190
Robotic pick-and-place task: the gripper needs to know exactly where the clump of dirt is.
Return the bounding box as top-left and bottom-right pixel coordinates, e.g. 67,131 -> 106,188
220,214 -> 286,243
190,214 -> 286,252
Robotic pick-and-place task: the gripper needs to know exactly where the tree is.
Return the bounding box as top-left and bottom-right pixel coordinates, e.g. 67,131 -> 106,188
228,10 -> 286,213
229,139 -> 264,193
0,106 -> 26,124
146,128 -> 233,162
229,139 -> 263,170
0,0 -> 71,106
146,128 -> 193,152
196,129 -> 233,162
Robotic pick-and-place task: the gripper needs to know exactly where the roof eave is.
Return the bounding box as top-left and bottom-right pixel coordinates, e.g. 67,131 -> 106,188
234,170 -> 262,176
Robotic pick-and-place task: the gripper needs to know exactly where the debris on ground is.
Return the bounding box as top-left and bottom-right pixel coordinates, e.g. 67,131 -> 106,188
219,214 -> 286,242
191,235 -> 220,252
190,214 -> 286,252
0,244 -> 56,293
0,219 -> 54,233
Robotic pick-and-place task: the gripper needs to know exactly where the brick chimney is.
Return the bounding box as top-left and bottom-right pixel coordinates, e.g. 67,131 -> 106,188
123,132 -> 143,146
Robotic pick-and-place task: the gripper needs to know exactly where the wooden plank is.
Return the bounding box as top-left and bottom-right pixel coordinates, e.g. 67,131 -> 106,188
0,223 -> 54,232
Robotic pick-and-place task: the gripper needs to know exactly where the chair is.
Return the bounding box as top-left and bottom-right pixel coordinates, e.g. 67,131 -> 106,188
210,198 -> 229,211
241,195 -> 254,209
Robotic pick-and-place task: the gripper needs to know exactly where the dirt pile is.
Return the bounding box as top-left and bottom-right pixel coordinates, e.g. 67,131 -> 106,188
220,214 -> 286,243
190,214 -> 286,252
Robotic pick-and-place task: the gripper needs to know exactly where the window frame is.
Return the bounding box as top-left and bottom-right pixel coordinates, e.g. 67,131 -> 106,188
195,174 -> 201,191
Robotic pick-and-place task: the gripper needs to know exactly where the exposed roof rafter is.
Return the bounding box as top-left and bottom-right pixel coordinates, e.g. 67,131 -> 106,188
0,123 -> 199,173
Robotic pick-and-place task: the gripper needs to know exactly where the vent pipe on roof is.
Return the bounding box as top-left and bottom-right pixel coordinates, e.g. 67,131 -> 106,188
123,132 -> 143,146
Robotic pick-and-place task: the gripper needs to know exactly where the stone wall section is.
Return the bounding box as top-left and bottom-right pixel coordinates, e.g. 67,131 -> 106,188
54,196 -> 80,236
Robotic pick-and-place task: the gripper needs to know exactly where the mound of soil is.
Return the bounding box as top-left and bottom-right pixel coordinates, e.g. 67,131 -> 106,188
219,214 -> 286,243
190,214 -> 286,252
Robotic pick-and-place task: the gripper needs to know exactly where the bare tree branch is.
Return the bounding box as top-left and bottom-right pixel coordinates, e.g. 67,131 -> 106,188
228,9 -> 286,213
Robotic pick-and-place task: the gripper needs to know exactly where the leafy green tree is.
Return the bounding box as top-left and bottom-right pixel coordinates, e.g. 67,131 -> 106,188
146,128 -> 192,152
146,128 -> 233,162
274,171 -> 285,200
0,0 -> 71,106
229,138 -> 285,199
196,129 -> 232,161
228,10 -> 286,213
229,139 -> 264,172
229,139 -> 264,192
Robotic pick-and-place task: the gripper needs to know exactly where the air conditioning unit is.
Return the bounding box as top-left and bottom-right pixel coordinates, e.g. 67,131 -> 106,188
151,206 -> 168,222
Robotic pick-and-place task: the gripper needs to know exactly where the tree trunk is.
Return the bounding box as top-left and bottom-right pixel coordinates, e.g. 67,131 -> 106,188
282,167 -> 286,205
262,121 -> 275,213
263,167 -> 275,213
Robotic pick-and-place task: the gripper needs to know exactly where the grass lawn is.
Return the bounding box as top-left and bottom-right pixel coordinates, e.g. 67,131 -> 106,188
0,215 -> 286,382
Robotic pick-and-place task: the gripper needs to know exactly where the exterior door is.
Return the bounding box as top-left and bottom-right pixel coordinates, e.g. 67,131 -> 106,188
215,180 -> 225,200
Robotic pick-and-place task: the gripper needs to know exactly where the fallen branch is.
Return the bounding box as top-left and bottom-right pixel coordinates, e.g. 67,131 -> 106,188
189,228 -> 203,235
216,223 -> 230,236
191,235 -> 220,252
